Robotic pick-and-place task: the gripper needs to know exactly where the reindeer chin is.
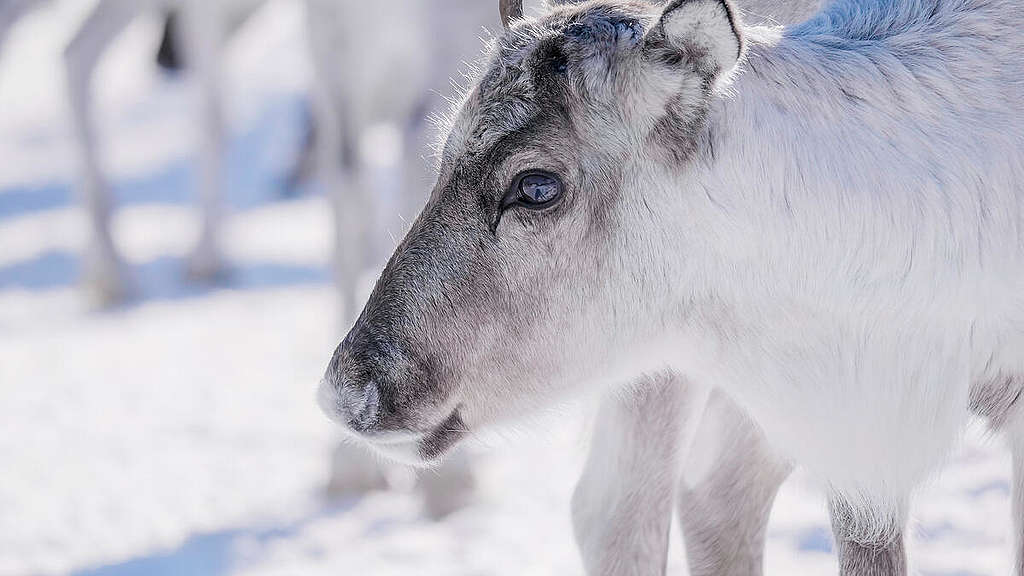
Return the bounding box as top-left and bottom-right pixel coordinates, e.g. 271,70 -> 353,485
417,409 -> 468,463
342,408 -> 467,469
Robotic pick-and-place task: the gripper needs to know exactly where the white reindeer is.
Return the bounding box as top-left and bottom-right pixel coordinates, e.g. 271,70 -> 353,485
3,0 -> 496,511
60,0 -> 267,305
318,1 -> 1024,575
24,0 -> 496,319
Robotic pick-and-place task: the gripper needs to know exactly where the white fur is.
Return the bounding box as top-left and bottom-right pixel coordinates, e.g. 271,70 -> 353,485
570,3 -> 825,573
661,0 -> 741,71
636,0 -> 1024,538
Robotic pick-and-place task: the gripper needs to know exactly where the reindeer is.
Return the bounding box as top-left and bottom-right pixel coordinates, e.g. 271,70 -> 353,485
57,0 -> 268,305
318,1 -> 1024,575
24,0 -> 496,318
2,0 -> 495,512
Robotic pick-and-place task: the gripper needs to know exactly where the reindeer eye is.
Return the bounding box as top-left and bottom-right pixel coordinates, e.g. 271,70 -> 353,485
513,171 -> 562,208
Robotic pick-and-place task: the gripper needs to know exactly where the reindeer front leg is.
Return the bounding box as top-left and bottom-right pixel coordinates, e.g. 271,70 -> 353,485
573,377 -> 791,576
177,0 -> 228,281
572,372 -> 709,576
829,498 -> 908,576
303,0 -> 366,327
676,391 -> 791,576
65,0 -> 140,306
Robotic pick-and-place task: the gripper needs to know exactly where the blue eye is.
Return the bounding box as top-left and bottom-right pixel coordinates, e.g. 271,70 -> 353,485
516,172 -> 562,206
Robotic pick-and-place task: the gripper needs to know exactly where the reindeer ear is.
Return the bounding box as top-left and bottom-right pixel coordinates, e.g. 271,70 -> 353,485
652,0 -> 743,76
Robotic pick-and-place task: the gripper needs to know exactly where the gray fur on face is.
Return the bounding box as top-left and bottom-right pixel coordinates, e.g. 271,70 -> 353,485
325,0 -> 743,461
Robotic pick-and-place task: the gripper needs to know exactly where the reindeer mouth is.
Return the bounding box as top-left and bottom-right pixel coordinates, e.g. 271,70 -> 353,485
340,407 -> 468,468
317,374 -> 468,466
416,409 -> 468,462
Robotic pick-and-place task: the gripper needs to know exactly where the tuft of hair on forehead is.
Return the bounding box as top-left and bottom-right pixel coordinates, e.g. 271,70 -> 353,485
433,0 -> 658,165
425,22 -> 512,169
433,13 -> 560,164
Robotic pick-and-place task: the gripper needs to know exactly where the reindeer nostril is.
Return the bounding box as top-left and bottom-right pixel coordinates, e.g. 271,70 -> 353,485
342,381 -> 381,432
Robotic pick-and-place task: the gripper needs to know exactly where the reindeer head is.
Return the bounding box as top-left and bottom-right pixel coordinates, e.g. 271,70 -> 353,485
319,0 -> 745,465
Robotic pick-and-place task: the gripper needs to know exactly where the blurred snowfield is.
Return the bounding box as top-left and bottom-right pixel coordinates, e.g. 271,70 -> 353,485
0,1 -> 1017,575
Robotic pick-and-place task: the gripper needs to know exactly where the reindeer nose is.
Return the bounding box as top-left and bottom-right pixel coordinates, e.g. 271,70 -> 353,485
318,344 -> 383,434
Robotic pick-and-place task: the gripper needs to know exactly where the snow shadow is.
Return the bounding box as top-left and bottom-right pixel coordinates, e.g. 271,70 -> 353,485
0,95 -> 310,223
795,525 -> 834,553
0,250 -> 329,299
69,500 -> 359,576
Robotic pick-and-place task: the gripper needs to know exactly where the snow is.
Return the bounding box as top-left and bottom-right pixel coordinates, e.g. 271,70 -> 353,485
0,1 -> 1017,575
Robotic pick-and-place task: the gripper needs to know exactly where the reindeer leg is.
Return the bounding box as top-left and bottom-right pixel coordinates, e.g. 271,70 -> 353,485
65,0 -> 139,307
303,0 -> 388,497
972,374 -> 1024,575
177,0 -> 228,281
1009,425 -> 1024,576
282,99 -> 318,195
967,374 -> 1024,575
416,447 -> 476,520
829,498 -> 908,576
304,0 -> 365,328
572,372 -> 709,576
677,390 -> 791,576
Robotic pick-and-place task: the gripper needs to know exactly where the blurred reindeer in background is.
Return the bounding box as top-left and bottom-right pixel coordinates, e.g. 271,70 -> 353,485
303,0 -> 502,329
2,0 -> 496,514
63,0 -> 267,305
2,0 -> 498,319
2,0 -> 271,304
314,0 -> 826,524
304,0 -> 500,516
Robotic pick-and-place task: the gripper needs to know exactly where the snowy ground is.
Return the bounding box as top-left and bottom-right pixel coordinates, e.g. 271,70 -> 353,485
0,1 -> 1017,575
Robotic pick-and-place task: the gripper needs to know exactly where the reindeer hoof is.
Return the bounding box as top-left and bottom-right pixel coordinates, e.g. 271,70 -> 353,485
83,252 -> 133,309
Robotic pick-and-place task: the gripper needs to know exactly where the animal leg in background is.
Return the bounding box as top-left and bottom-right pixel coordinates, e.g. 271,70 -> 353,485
676,390 -> 792,576
66,0 -> 235,304
1010,417 -> 1024,576
829,498 -> 908,576
64,0 -> 141,306
970,375 -> 1024,576
176,0 -> 228,280
571,373 -> 708,576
